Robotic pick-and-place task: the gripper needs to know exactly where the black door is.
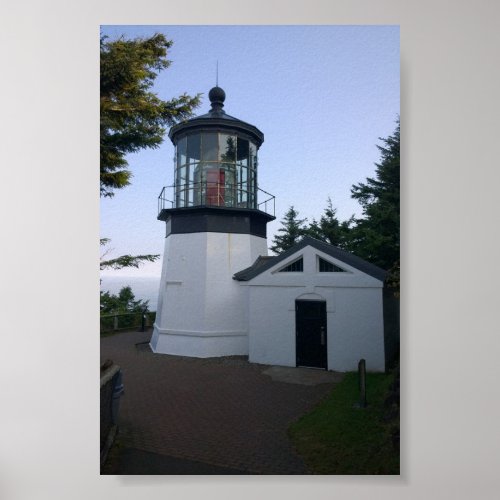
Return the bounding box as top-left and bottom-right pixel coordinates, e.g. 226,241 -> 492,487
296,300 -> 327,369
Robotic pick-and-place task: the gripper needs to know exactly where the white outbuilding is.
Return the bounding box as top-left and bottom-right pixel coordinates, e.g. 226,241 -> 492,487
234,236 -> 395,372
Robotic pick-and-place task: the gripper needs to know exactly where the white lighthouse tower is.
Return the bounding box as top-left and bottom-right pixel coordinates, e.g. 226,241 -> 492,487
150,86 -> 275,357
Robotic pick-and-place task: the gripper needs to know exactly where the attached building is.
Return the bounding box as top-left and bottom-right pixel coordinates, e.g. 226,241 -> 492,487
234,236 -> 391,372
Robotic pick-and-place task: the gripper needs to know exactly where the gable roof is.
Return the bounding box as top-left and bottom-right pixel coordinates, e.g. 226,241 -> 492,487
233,236 -> 387,282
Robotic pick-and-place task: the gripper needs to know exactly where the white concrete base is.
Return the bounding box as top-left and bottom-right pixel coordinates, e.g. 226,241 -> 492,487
150,327 -> 248,358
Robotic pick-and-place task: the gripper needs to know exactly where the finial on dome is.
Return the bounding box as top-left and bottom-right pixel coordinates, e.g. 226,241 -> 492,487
209,86 -> 226,114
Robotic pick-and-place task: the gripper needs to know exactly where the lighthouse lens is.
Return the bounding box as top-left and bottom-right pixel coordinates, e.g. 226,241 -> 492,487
174,132 -> 258,210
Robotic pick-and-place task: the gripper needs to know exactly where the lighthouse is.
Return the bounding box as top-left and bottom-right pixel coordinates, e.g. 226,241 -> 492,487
150,86 -> 275,357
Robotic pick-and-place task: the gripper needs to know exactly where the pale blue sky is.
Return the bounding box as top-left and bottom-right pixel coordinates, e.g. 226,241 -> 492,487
100,25 -> 399,277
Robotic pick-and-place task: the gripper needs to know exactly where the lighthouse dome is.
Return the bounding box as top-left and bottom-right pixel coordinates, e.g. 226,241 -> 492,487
168,87 -> 264,147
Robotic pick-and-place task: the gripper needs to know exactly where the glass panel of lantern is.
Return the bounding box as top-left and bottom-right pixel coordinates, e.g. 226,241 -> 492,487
177,136 -> 187,167
201,133 -> 218,162
186,134 -> 201,163
237,137 -> 249,166
219,134 -> 236,163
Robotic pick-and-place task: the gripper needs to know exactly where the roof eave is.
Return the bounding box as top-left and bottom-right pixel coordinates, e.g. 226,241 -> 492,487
233,236 -> 388,282
168,116 -> 264,147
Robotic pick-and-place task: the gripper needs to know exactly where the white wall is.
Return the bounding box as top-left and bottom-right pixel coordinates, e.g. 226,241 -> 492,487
247,285 -> 303,367
151,231 -> 267,357
246,245 -> 385,372
327,287 -> 385,372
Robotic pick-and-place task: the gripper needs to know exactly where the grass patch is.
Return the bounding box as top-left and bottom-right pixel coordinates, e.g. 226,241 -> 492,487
289,372 -> 399,474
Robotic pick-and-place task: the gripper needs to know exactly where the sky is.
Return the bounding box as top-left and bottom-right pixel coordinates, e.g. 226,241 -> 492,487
100,25 -> 399,277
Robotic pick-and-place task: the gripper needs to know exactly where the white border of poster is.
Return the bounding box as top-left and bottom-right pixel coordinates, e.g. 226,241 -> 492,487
1,0 -> 500,499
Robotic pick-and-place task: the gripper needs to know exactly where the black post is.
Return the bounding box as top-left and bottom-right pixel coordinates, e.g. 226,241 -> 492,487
358,359 -> 367,408
140,309 -> 146,332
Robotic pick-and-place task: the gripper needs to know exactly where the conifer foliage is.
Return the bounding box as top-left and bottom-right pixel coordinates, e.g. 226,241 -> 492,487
100,33 -> 200,197
100,286 -> 149,314
306,197 -> 355,250
349,120 -> 400,270
99,238 -> 159,271
270,206 -> 308,254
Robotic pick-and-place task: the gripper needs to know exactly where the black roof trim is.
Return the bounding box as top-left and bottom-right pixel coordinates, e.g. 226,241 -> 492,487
158,205 -> 275,221
233,256 -> 276,281
168,113 -> 264,147
233,236 -> 387,282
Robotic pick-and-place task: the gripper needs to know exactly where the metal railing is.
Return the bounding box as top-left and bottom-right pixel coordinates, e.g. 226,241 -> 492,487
100,311 -> 156,334
257,187 -> 275,216
158,182 -> 275,217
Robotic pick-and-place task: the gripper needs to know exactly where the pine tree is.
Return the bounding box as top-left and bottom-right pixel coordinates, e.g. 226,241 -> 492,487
349,119 -> 400,270
100,286 -> 149,314
100,33 -> 200,197
100,238 -> 159,271
270,206 -> 307,254
306,197 -> 354,249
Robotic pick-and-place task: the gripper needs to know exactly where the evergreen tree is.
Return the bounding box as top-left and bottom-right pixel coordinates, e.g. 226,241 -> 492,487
100,238 -> 159,271
306,197 -> 355,249
100,33 -> 200,197
270,206 -> 307,254
349,120 -> 400,270
100,286 -> 149,314
386,259 -> 400,298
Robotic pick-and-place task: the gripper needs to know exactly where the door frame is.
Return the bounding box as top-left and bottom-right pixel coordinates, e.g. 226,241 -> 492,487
295,299 -> 328,370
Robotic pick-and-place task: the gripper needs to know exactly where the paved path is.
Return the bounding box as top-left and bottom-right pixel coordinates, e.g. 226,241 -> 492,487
101,330 -> 342,475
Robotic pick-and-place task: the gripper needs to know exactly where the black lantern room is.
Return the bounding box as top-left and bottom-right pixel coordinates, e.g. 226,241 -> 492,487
158,87 -> 275,238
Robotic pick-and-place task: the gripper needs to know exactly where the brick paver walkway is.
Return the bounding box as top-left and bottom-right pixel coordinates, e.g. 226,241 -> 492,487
101,330 -> 339,474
